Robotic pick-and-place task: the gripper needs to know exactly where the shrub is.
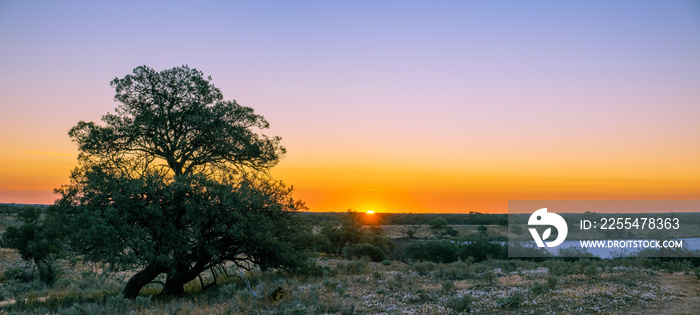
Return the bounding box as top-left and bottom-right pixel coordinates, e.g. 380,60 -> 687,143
284,305 -> 310,315
497,216 -> 508,226
3,266 -> 33,283
477,225 -> 488,236
105,295 -> 131,313
445,294 -> 473,312
530,275 -> 557,295
441,281 -> 454,294
405,240 -> 459,263
347,243 -> 388,262
386,274 -> 404,291
442,227 -> 459,237
497,292 -> 523,309
428,218 -> 448,229
135,295 -> 151,309
544,259 -> 575,276
412,262 -> 435,276
361,232 -> 396,257
322,279 -> 339,291
460,239 -> 507,262
441,261 -> 476,280
558,246 -> 597,260
482,270 -> 496,285
335,261 -> 367,275
530,282 -> 548,295
401,226 -> 418,239
546,275 -> 558,290
576,260 -> 599,277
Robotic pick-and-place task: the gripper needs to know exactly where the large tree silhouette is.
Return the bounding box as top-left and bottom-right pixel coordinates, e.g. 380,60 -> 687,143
52,65 -> 308,298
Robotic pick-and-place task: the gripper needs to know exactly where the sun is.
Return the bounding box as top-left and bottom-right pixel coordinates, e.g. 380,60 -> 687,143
366,210 -> 375,214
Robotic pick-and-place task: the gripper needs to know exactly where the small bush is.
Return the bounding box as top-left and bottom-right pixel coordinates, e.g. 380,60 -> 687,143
347,243 -> 388,262
335,261 -> 367,275
401,226 -> 418,239
135,295 -> 151,309
546,275 -> 558,290
405,240 -> 459,263
482,270 -> 496,285
428,218 -> 448,229
445,294 -> 473,312
544,259 -> 575,276
386,274 -> 404,291
441,262 -> 476,280
497,292 -> 523,309
442,227 -> 459,237
581,261 -> 599,277
530,282 -> 548,295
407,292 -> 433,303
460,239 -> 507,262
218,283 -> 237,298
412,262 -> 435,276
322,279 -> 339,291
3,266 -> 33,283
441,281 -> 454,294
105,295 -> 130,313
285,304 -> 310,315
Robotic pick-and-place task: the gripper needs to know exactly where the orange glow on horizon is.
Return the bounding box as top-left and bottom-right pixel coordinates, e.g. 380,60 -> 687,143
1,1 -> 700,215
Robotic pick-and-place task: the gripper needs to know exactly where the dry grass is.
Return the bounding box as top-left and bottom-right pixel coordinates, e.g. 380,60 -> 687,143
379,224 -> 508,239
1,255 -> 693,314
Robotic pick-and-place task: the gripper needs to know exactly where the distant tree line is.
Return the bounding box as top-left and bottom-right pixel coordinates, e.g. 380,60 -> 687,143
298,212 -> 508,226
0,204 -> 48,215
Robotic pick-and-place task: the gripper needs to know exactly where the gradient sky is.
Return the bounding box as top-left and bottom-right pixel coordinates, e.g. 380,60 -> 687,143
1,1 -> 699,213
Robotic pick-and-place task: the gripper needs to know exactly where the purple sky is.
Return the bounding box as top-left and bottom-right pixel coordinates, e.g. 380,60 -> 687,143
1,1 -> 699,212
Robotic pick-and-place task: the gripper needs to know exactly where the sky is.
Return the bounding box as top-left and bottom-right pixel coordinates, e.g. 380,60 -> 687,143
1,1 -> 699,213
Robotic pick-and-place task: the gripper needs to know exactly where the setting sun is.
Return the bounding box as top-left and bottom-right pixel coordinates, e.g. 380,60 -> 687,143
366,210 -> 375,214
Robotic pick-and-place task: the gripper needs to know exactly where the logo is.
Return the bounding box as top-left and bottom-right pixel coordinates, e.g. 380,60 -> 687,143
528,208 -> 568,247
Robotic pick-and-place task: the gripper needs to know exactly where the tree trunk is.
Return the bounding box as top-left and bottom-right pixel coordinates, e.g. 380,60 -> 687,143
163,260 -> 210,296
164,262 -> 191,296
164,271 -> 186,296
123,264 -> 163,299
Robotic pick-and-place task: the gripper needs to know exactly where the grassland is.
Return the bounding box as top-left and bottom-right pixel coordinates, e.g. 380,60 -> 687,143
1,255 -> 699,314
1,209 -> 699,314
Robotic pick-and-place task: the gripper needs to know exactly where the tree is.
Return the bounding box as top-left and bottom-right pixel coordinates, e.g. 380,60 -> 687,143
319,210 -> 365,256
347,243 -> 388,262
2,206 -> 65,285
428,218 -> 448,229
49,65 -> 309,298
477,225 -> 488,237
401,225 -> 418,239
497,216 -> 508,226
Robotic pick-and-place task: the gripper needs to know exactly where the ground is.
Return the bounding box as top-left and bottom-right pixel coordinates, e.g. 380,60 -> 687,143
627,272 -> 700,315
1,253 -> 698,314
1,220 -> 698,313
379,224 -> 508,239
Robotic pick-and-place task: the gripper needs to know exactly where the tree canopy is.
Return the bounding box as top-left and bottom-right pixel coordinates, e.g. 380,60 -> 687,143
11,65 -> 310,298
70,65 -> 284,176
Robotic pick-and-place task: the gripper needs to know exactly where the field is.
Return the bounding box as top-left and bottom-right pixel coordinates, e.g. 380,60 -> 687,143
1,255 -> 699,314
379,225 -> 508,240
1,209 -> 700,314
